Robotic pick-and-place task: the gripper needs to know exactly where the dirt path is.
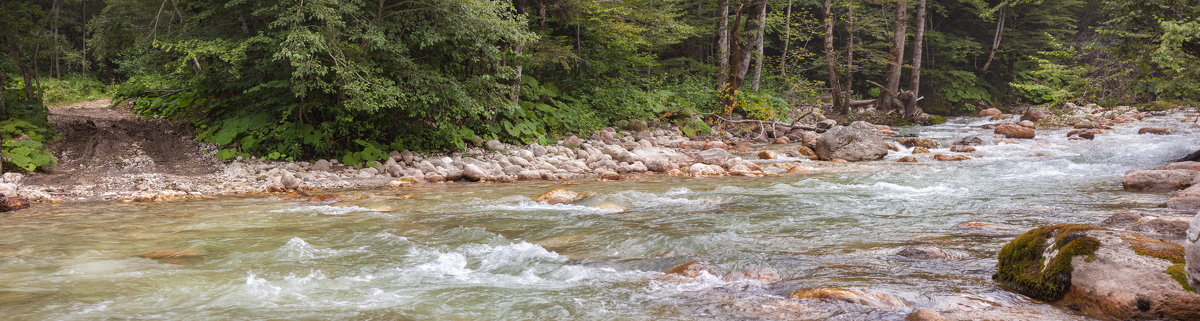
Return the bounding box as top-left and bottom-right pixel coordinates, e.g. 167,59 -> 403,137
24,100 -> 225,199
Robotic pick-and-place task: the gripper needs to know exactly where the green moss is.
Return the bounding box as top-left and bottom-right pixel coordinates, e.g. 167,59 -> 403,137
925,115 -> 947,125
997,224 -> 1105,301
1167,263 -> 1197,293
1127,233 -> 1195,293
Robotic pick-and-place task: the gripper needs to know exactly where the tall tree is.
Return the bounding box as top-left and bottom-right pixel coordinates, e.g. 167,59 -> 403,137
822,0 -> 843,113
905,0 -> 926,115
716,0 -> 730,89
718,0 -> 769,115
778,0 -> 792,78
979,3 -> 1005,74
844,0 -> 854,98
878,0 -> 908,112
750,1 -> 767,91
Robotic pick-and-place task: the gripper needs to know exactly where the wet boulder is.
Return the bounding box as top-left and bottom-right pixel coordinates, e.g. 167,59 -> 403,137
896,138 -> 939,149
1158,162 -> 1200,172
1129,216 -> 1193,238
979,108 -> 1002,117
532,189 -> 586,205
814,121 -> 889,162
1102,212 -> 1147,227
723,268 -> 782,283
1139,127 -> 1176,135
896,246 -> 951,260
897,156 -> 918,163
1,197 -> 30,212
949,145 -> 976,153
912,147 -> 931,154
996,224 -> 1200,320
787,287 -> 909,311
934,154 -> 971,161
696,148 -> 741,169
1021,107 -> 1052,122
757,150 -> 778,160
1122,169 -> 1198,192
906,309 -> 949,321
994,123 -> 1035,139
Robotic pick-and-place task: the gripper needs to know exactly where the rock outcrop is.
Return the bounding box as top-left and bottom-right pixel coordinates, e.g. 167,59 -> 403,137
814,121 -> 889,161
1122,169 -> 1197,192
1188,214 -> 1200,291
997,224 -> 1200,320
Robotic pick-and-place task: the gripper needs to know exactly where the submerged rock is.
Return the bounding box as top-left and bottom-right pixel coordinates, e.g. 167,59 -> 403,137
996,224 -> 1200,320
896,246 -> 951,260
897,156 -> 918,163
532,189 -> 586,205
1102,212 -> 1147,227
896,138 -> 939,149
787,287 -> 909,310
1021,107 -> 1052,122
1,197 -> 31,212
814,121 -> 889,161
905,309 -> 949,321
1139,127 -> 1176,135
723,268 -> 782,283
1130,216 -> 1193,238
666,261 -> 720,278
1122,169 -> 1197,192
934,154 -> 971,161
140,248 -> 201,259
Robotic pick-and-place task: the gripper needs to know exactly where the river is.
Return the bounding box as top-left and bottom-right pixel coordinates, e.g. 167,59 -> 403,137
2,113 -> 1197,320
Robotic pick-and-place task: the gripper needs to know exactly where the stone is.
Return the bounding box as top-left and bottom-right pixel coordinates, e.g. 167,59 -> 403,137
689,163 -> 726,176
934,154 -> 971,161
1068,129 -> 1101,140
1188,214 -> 1200,290
696,148 -> 740,169
958,136 -> 984,146
886,143 -> 900,151
532,189 -> 586,205
1,197 -> 31,212
388,177 -> 421,188
517,170 -> 543,181
1102,212 -> 1147,227
311,159 -> 332,171
996,224 -> 1200,320
1130,216 -> 1193,238
1018,120 -> 1037,128
956,221 -> 1017,233
772,137 -> 789,144
787,287 -> 909,310
994,123 -> 1035,139
757,150 -> 778,160
1139,127 -> 1176,135
1158,162 -> 1200,171
990,113 -> 1013,120
896,246 -> 951,260
979,108 -> 1002,117
400,150 -> 415,164
0,183 -> 16,198
462,164 -> 488,182
667,261 -> 720,278
912,147 -> 931,154
787,166 -> 811,174
950,145 -> 975,153
797,146 -> 816,157
814,121 -> 889,162
897,156 -> 918,163
1,172 -> 23,184
280,171 -> 302,189
816,119 -> 838,130
1122,169 -> 1197,192
1021,107 -> 1052,122
906,309 -> 949,321
897,138 -> 940,149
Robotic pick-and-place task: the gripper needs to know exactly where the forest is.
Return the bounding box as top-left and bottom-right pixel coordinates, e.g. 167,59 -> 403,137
2,0 -> 1198,172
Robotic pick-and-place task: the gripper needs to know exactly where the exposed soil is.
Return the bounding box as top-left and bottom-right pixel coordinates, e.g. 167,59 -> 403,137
24,100 -> 225,198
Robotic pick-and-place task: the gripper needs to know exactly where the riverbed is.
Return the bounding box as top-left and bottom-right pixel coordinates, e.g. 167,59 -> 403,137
2,113 -> 1197,320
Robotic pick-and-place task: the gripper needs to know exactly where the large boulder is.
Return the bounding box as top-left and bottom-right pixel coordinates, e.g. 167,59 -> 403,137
1123,169 -> 1198,192
994,123 -> 1035,139
1188,214 -> 1200,291
695,148 -> 741,169
814,121 -> 889,161
979,108 -> 1002,117
1021,107 -> 1052,122
996,224 -> 1200,320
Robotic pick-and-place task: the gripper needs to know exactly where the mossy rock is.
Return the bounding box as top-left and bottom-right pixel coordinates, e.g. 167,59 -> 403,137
996,224 -> 1103,301
998,224 -> 1200,320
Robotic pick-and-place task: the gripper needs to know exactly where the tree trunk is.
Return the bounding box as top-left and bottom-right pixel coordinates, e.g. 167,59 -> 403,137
823,0 -> 843,114
510,0 -> 525,104
6,33 -> 35,101
719,0 -> 768,115
878,0 -> 908,113
905,0 -> 926,116
81,0 -> 89,73
980,4 -> 1005,74
779,0 -> 792,78
750,1 -> 767,91
52,0 -> 61,80
716,0 -> 730,89
845,0 -> 854,96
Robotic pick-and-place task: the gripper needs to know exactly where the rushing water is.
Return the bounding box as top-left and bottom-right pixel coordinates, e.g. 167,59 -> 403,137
2,113 -> 1199,320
